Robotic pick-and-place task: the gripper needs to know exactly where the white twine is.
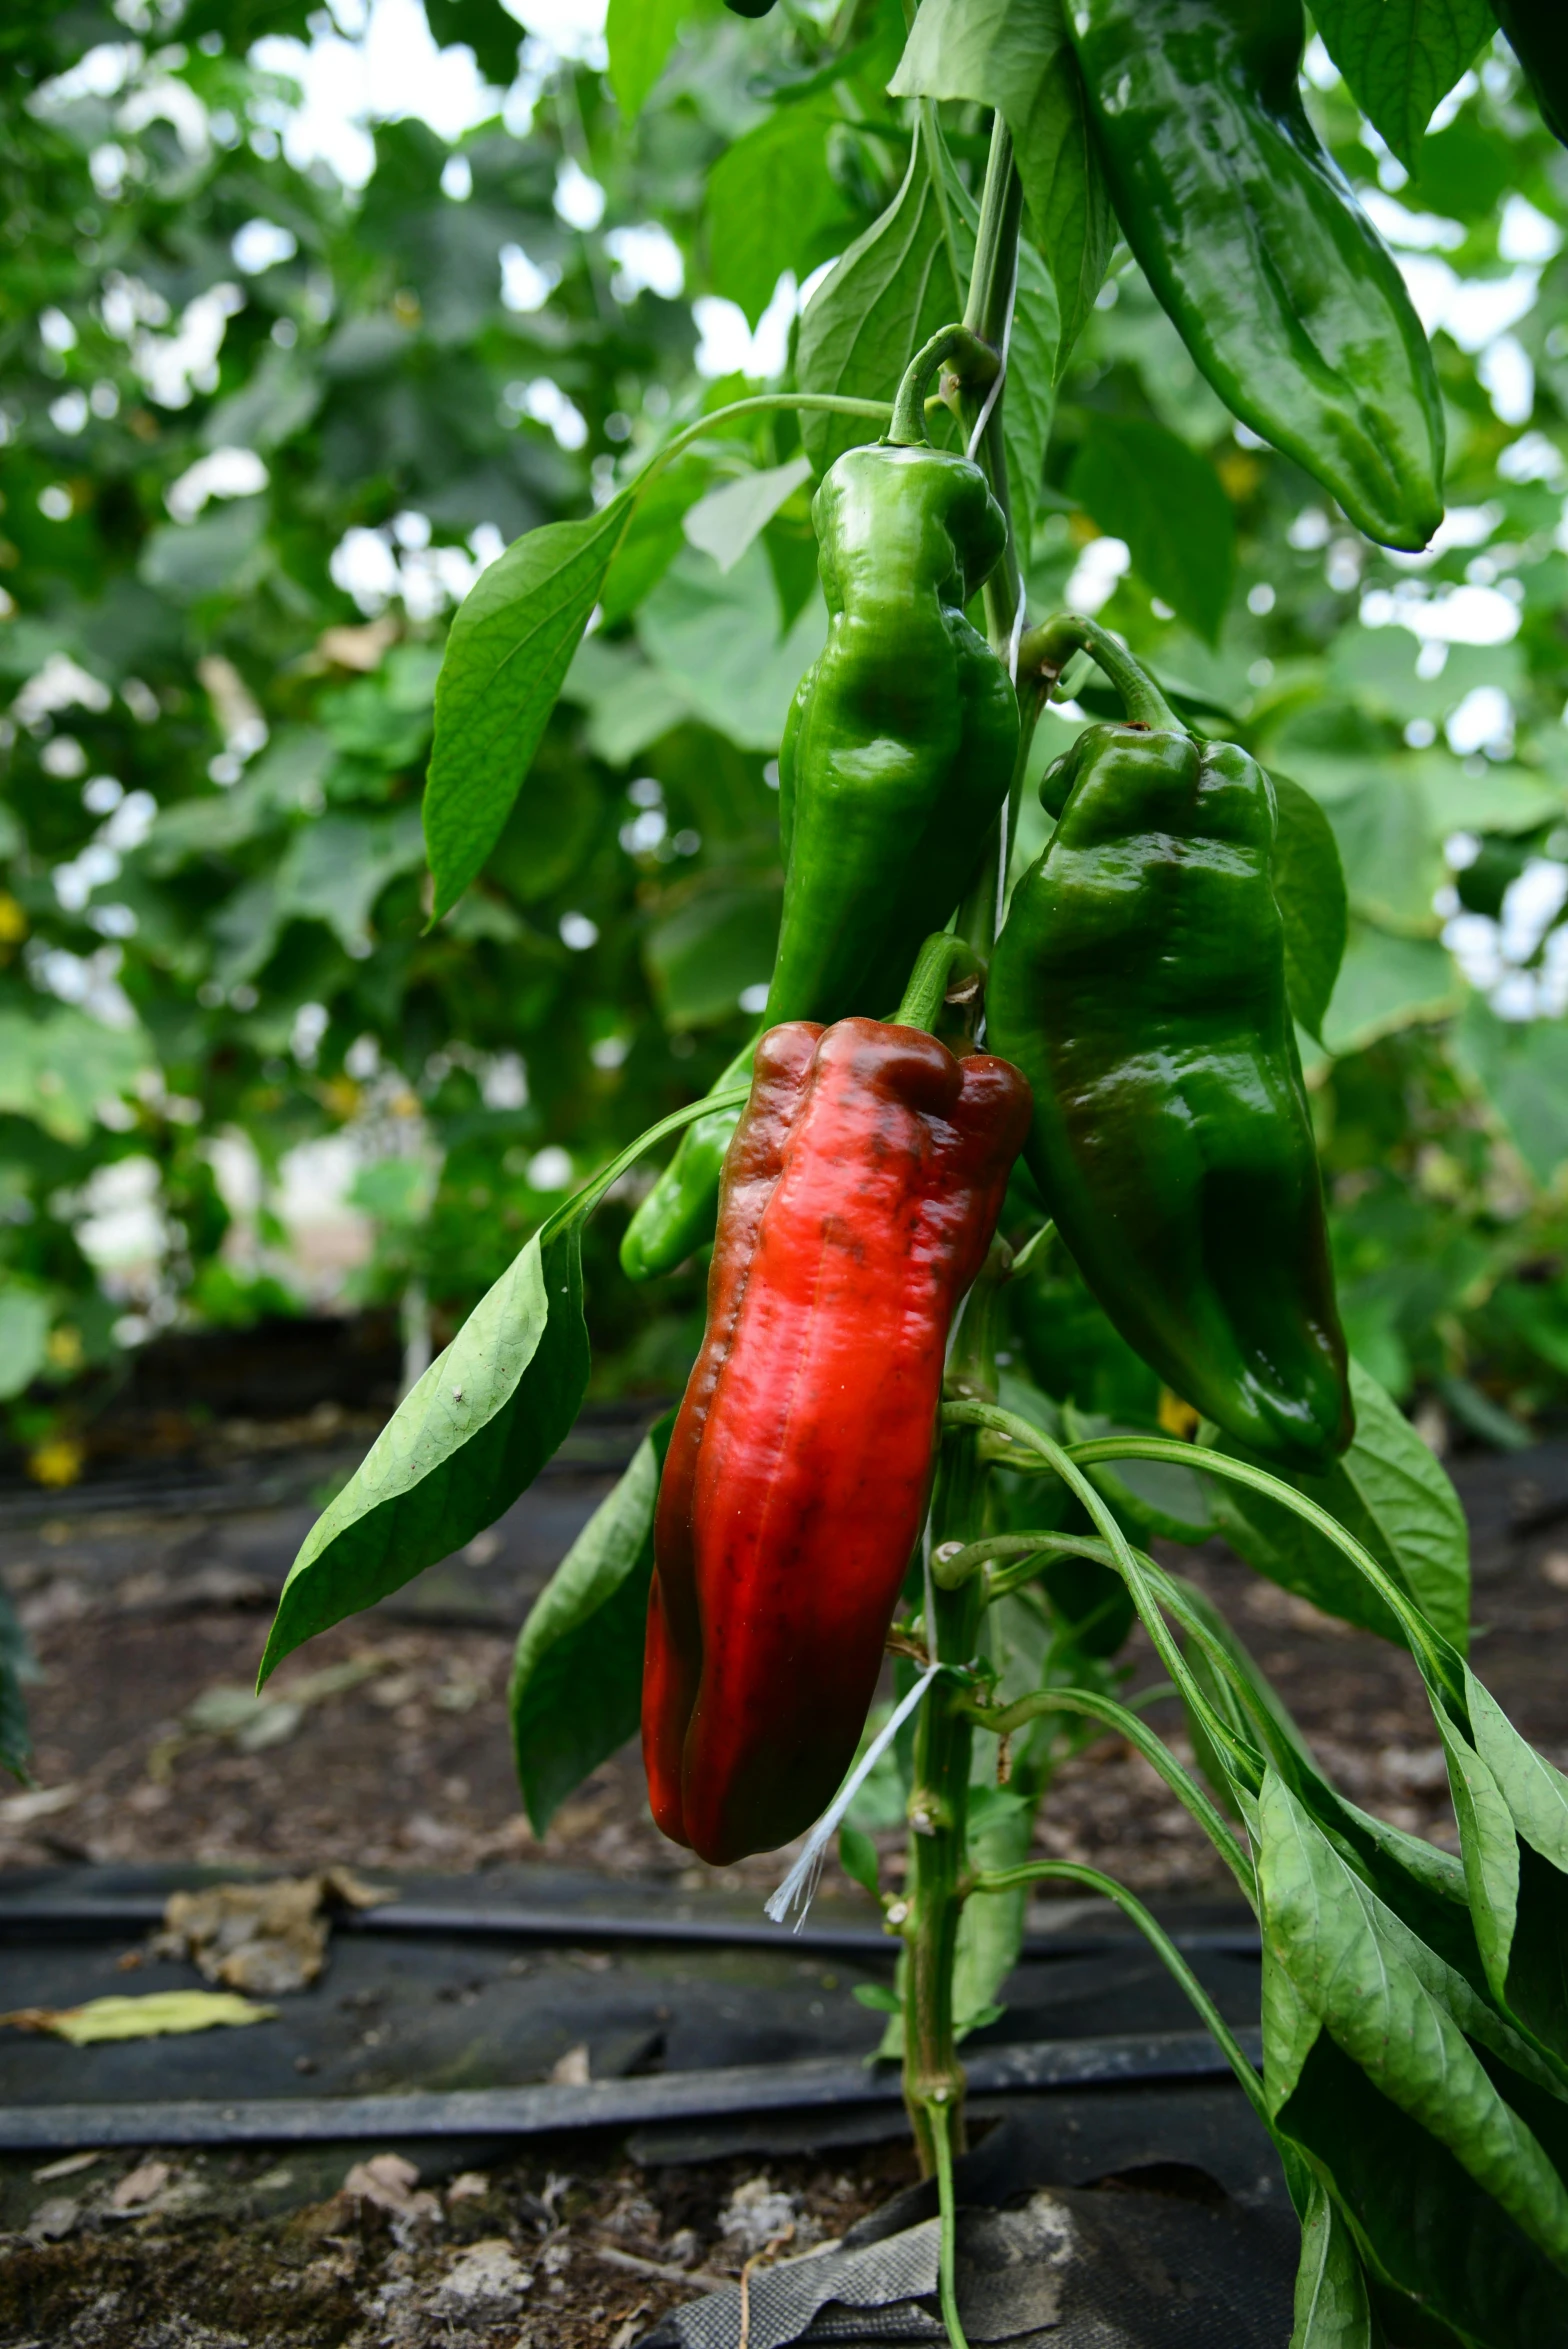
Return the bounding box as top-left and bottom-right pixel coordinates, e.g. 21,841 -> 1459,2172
765,1662 -> 946,1931
965,239 -> 1019,466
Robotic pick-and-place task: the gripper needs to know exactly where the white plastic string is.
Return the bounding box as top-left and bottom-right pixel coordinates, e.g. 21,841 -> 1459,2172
965,239 -> 1019,466
765,1661 -> 946,1930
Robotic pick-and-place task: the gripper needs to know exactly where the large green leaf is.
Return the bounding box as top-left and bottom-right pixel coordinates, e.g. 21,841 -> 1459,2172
1324,777 -> 1445,938
605,0 -> 688,122
509,1413 -> 674,1833
1207,1361 -> 1470,1651
1068,414 -> 1235,644
638,538 -> 825,752
1311,0 -> 1497,169
1451,999 -> 1568,1189
1320,929 -> 1462,1059
889,0 -> 1112,371
1431,1664 -> 1568,2071
795,131 -> 1056,559
257,1220 -> 590,1683
1272,772 -> 1348,1044
1257,1772 -> 1568,2341
424,492 -> 634,919
706,102 -> 859,328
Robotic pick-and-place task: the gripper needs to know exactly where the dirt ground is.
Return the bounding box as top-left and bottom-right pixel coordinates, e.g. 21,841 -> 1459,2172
0,2131 -> 922,2349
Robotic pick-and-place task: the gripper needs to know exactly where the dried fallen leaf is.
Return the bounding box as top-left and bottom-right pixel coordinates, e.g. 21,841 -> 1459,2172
0,1990 -> 277,2043
32,2151 -> 100,2184
111,2159 -> 171,2210
342,2151 -> 440,2222
549,2042 -> 591,2086
156,1866 -> 393,1995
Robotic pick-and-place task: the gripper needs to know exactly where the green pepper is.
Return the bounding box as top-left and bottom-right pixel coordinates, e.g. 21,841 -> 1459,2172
988,621 -> 1353,1470
621,347 -> 1018,1282
1491,3 -> 1568,149
1066,0 -> 1443,552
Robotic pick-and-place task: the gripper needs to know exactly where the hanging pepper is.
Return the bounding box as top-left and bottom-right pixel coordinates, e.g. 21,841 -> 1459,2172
1065,0 -> 1443,552
988,622 -> 1353,1470
643,1011 -> 1031,1865
620,337 -> 1019,1282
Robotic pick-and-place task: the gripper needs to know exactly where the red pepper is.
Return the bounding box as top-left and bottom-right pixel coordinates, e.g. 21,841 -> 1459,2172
643,1017 -> 1031,1866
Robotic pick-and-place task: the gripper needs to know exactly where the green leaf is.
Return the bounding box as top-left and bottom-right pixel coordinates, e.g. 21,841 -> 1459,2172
853,1980 -> 901,2015
1324,778 -> 1444,938
706,103 -> 858,329
890,0 -> 1112,370
1257,1770 -> 1568,2333
509,1413 -> 673,1834
423,0 -> 522,81
683,457 -> 814,574
1310,0 -> 1497,169
1291,2176 -> 1378,2349
606,0 -> 687,121
258,1220 -> 590,1684
838,1823 -> 881,1900
0,1010 -> 150,1145
138,501 -> 268,604
424,492 -> 634,919
1451,997 -> 1568,1188
1320,929 -> 1462,1059
0,1284 -> 51,1403
1272,773 -> 1348,1044
643,876 -> 783,1029
952,1786 -> 1034,2038
1207,1360 -> 1470,1651
638,538 -> 825,752
1434,1665 -> 1568,2068
1068,415 -> 1235,643
795,131 -> 1056,557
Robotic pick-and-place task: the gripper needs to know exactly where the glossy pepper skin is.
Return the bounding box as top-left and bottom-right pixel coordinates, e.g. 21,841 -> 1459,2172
988,713 -> 1353,1471
620,442 -> 1018,1283
643,1017 -> 1031,1865
1066,0 -> 1443,552
1491,3 -> 1568,148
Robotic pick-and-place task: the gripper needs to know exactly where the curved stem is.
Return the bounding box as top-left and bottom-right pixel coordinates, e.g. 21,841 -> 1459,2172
958,1685 -> 1255,1902
941,1400 -> 1264,1791
1015,613 -> 1180,731
894,932 -> 982,1032
635,390 -> 891,489
1066,1435 -> 1465,1709
932,1528 -> 1105,1593
888,325 -> 998,448
969,1860 -> 1272,2133
543,1084 -> 752,1241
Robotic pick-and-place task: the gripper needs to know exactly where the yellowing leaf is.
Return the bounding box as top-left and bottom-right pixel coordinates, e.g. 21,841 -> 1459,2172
0,1991 -> 278,2044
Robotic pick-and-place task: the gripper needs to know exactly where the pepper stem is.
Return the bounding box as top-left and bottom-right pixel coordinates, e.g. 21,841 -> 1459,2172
887,325 -> 998,448
893,933 -> 982,1034
1017,613 -> 1182,732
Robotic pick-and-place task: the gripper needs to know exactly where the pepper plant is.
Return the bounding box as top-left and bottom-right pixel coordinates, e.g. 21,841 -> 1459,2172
258,2 -> 1568,2342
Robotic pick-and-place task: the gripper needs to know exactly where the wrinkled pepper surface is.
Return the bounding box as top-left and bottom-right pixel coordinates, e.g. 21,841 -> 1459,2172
620,435 -> 1018,1281
1066,0 -> 1443,551
643,1016 -> 1031,1864
988,648 -> 1353,1470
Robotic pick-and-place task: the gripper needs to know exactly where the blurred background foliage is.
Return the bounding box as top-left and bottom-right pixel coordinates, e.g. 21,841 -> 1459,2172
3,0 -> 1568,1480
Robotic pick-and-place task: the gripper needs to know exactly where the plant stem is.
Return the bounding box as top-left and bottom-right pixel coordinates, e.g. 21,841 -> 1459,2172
902,1250 -> 1005,2177
1015,612 -> 1179,729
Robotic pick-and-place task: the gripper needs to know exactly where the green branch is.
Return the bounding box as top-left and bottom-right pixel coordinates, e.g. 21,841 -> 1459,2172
958,1684 -> 1256,1902
1066,1434 -> 1464,1707
969,1860 -> 1271,2132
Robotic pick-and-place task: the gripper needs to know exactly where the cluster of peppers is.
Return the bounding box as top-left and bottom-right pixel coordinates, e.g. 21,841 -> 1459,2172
632,385 -> 1355,1868
628,0 -> 1568,1863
